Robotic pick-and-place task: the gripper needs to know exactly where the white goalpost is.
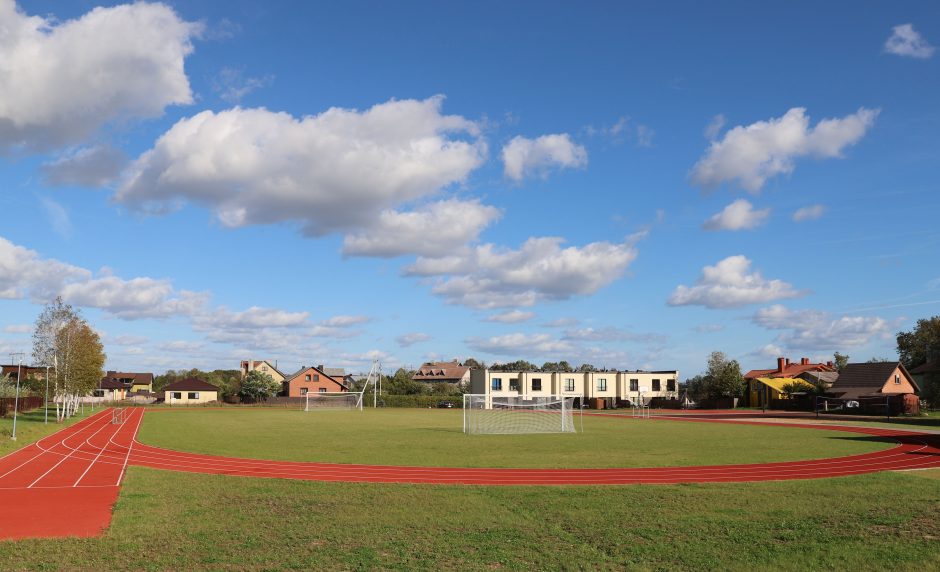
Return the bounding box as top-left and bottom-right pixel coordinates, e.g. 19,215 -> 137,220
463,394 -> 582,434
304,391 -> 364,411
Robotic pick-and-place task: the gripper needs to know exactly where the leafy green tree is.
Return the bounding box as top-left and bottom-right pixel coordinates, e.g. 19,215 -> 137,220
577,363 -> 597,372
684,375 -> 707,401
462,358 -> 483,369
833,352 -> 850,371
702,351 -> 744,399
385,368 -> 425,395
896,316 -> 940,370
490,360 -> 538,372
866,357 -> 892,363
238,370 -> 280,402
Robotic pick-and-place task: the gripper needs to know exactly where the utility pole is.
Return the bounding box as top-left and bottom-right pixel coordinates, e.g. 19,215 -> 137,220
10,352 -> 25,440
44,364 -> 50,424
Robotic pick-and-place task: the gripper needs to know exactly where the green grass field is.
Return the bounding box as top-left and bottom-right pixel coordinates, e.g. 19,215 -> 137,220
0,466 -> 937,570
136,408 -> 893,468
0,406 -> 93,457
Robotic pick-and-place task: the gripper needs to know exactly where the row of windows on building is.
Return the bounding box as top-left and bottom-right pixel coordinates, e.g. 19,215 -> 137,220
169,392 -> 201,399
299,387 -> 328,395
490,377 -> 676,392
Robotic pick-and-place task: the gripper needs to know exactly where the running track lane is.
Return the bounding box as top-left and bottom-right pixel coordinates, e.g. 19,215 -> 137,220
0,407 -> 143,540
1,410 -> 938,540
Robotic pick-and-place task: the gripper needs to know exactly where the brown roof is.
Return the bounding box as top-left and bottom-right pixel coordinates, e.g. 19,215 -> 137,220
163,378 -> 219,392
283,366 -> 349,390
102,371 -> 153,385
829,362 -> 919,396
413,361 -> 470,382
99,379 -> 126,390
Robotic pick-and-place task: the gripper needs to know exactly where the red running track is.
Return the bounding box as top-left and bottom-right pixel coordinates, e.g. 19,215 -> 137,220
0,407 -> 143,540
1,408 -> 938,539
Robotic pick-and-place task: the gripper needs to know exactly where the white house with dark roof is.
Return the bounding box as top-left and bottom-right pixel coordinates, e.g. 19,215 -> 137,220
163,378 -> 220,405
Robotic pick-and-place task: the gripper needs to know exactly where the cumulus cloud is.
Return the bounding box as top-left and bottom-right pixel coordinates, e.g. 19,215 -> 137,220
0,234 -> 209,320
752,304 -> 896,350
309,315 -> 370,339
885,23 -> 935,59
465,333 -> 575,357
0,1 -> 199,152
702,199 -> 771,231
792,204 -> 826,222
211,67 -> 273,103
690,107 -> 879,192
116,97 -> 487,243
342,199 -> 500,258
484,310 -> 536,324
396,332 -> 431,347
562,327 -> 666,346
320,315 -> 370,328
406,233 -> 643,309
704,114 -> 726,140
501,133 -> 587,181
3,324 -> 31,334
668,255 -> 805,309
41,145 -> 127,187
194,306 -> 309,330
542,317 -> 580,328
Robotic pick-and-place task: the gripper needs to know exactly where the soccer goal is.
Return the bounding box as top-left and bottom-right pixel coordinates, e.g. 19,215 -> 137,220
111,407 -> 127,425
463,395 -> 582,434
304,391 -> 364,411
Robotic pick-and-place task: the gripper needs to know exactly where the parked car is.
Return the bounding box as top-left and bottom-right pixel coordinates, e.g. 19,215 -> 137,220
437,400 -> 455,408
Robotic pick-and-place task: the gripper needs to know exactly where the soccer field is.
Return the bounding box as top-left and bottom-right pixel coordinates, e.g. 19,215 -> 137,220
135,407 -> 893,468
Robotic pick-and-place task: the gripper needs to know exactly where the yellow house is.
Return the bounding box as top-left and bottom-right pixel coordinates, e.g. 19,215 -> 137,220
163,378 -> 219,405
748,377 -> 815,407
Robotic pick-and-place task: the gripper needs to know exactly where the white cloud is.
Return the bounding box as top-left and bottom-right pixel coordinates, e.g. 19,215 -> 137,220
61,276 -> 209,320
3,324 -> 31,334
792,204 -> 826,222
755,343 -> 785,358
465,333 -> 575,357
635,124 -> 655,148
396,332 -> 431,347
41,145 -> 127,187
0,235 -> 90,300
39,197 -> 73,238
752,304 -> 896,350
484,310 -> 536,324
406,234 -> 642,309
320,315 -> 370,328
341,199 -> 500,258
668,255 -> 805,309
0,1 -> 199,152
308,315 -> 370,339
690,107 -> 879,192
116,97 -> 486,242
562,327 -> 666,346
704,114 -> 726,140
542,317 -> 580,328
211,67 -> 274,103
702,199 -> 771,231
157,340 -> 205,352
194,306 -> 309,330
884,23 -> 935,59
106,334 -> 149,346
501,133 -> 587,181
694,323 -> 725,333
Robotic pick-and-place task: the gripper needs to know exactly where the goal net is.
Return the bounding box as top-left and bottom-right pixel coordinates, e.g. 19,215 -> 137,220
463,395 -> 581,434
304,391 -> 363,411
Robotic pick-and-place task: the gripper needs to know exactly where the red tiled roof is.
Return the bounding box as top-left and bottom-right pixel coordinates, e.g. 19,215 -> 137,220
744,358 -> 835,380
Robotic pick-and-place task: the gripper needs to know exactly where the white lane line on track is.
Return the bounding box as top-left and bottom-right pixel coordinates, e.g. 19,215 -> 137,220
27,415 -> 117,489
116,408 -> 145,485
0,410 -> 112,482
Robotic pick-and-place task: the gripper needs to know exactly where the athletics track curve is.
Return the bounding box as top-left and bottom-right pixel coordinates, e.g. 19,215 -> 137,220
0,407 -> 938,539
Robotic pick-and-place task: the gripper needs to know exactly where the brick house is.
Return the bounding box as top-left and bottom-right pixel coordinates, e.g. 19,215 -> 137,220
282,365 -> 349,397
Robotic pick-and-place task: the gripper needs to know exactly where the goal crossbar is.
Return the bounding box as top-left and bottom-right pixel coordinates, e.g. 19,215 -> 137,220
463,394 -> 581,434
304,391 -> 364,411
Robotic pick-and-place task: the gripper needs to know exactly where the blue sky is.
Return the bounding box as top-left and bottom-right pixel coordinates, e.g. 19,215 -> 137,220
1,0 -> 938,377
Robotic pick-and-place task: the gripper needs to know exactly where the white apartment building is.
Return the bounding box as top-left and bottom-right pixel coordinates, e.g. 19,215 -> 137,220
470,369 -> 679,408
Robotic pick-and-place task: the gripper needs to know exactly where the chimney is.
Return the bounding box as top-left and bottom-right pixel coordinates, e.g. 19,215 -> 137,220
826,361 -> 833,368
317,364 -> 324,371
801,357 -> 810,365
777,357 -> 786,373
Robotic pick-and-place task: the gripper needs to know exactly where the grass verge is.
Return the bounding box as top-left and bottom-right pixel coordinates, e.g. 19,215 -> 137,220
0,406 -> 94,457
0,467 -> 937,570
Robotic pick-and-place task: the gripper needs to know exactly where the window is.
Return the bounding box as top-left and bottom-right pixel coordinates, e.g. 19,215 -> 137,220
652,379 -> 661,391
188,392 -> 199,400
262,366 -> 268,371
492,378 -> 502,390
597,378 -> 607,391
305,374 -> 311,381
895,374 -> 901,385
667,379 -> 676,392
313,374 -> 320,382
300,388 -> 308,395
171,392 -> 181,399
532,378 -> 542,391
318,388 -> 327,393
564,378 -> 575,392
509,378 -> 520,391
630,379 -> 639,391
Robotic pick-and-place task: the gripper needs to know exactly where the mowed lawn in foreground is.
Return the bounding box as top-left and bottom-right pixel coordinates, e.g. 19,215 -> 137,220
135,408 -> 893,468
0,467 -> 937,570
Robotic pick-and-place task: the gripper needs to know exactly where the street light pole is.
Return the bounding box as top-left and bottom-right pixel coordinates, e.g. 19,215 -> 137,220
10,352 -> 25,441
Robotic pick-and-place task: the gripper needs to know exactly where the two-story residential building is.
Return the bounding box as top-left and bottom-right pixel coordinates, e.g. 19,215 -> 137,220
470,368 -> 680,408
412,361 -> 472,386
240,360 -> 287,384
282,365 -> 349,397
100,371 -> 153,393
